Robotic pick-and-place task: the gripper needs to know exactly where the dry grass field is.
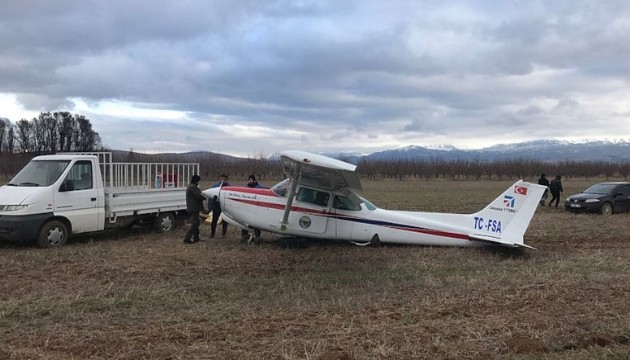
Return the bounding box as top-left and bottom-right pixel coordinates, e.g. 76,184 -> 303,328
1,178 -> 628,359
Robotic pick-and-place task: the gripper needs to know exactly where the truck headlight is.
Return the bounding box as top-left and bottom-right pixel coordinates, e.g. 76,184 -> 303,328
0,205 -> 28,211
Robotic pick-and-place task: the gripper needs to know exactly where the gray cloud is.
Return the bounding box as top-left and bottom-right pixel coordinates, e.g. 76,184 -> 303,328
1,0 -> 629,155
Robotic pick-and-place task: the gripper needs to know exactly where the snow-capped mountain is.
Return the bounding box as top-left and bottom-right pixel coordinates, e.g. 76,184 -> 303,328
360,139 -> 630,163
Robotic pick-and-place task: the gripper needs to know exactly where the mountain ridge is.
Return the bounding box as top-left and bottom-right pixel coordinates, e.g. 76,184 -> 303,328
324,139 -> 630,163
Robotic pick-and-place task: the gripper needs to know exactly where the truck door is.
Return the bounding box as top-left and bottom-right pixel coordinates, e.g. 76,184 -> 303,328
54,160 -> 103,233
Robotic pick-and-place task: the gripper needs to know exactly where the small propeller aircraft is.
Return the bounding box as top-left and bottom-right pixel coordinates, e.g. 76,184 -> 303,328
202,151 -> 546,249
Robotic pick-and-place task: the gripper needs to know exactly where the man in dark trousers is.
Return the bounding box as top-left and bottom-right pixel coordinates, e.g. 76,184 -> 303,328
548,175 -> 563,207
184,174 -> 205,243
537,173 -> 550,205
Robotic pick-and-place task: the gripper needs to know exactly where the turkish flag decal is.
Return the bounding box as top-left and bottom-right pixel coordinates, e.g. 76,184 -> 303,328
514,185 -> 528,195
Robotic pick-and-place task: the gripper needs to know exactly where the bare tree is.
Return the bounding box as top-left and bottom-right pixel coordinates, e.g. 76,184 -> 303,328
15,119 -> 32,153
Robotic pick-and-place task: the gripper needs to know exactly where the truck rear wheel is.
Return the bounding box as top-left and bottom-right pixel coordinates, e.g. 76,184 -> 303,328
155,212 -> 176,232
37,220 -> 69,248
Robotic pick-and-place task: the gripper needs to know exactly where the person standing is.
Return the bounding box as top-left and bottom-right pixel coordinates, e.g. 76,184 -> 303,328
209,174 -> 230,238
246,174 -> 264,189
184,175 -> 205,244
537,173 -> 550,206
241,175 -> 265,241
548,175 -> 563,207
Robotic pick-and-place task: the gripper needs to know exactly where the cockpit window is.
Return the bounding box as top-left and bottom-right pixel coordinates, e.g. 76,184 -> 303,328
361,197 -> 377,210
333,194 -> 361,211
333,193 -> 377,211
296,187 -> 330,207
271,179 -> 291,197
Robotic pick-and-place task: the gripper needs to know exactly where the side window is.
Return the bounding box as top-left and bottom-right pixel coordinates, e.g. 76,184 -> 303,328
296,187 -> 330,207
333,195 -> 362,211
63,161 -> 93,191
296,188 -> 315,203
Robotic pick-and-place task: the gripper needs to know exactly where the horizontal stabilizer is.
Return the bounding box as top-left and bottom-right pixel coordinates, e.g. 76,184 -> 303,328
469,234 -> 536,250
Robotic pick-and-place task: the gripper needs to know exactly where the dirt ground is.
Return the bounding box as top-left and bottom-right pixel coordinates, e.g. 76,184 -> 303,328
0,179 -> 628,359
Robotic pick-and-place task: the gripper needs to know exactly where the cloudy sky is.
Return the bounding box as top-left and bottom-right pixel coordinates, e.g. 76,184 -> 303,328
1,1 -> 629,156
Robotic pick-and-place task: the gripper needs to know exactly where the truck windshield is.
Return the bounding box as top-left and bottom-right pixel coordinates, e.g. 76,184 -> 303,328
9,160 -> 70,187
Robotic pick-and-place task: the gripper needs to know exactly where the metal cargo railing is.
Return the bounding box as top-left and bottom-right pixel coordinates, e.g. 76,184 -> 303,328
60,152 -> 199,191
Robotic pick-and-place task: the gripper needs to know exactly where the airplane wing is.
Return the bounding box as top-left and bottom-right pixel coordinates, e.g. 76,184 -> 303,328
278,151 -> 362,231
280,150 -> 362,192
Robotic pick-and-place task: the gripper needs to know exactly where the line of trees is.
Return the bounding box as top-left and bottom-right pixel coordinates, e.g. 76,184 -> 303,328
0,112 -> 101,154
0,112 -> 102,177
1,112 -> 629,181
126,152 -> 630,183
355,157 -> 630,181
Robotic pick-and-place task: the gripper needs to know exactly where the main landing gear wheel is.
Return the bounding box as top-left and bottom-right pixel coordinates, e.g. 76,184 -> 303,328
349,234 -> 381,247
37,220 -> 69,248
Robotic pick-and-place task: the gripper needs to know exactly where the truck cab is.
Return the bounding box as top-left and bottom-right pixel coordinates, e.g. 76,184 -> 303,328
0,152 -> 198,247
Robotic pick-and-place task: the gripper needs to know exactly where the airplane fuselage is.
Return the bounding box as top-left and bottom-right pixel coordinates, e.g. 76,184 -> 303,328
212,184 -> 489,247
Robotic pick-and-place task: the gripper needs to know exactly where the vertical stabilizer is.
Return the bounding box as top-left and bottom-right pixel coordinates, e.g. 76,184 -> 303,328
470,180 -> 546,248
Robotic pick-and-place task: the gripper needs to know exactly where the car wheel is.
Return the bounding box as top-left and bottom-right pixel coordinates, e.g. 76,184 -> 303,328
155,212 -> 176,232
37,220 -> 69,248
600,202 -> 613,215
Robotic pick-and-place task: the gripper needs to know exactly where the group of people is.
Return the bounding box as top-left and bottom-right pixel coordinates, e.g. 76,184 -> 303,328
183,173 -> 265,244
537,173 -> 563,207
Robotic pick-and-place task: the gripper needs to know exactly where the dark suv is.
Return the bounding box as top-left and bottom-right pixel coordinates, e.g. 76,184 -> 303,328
565,182 -> 630,215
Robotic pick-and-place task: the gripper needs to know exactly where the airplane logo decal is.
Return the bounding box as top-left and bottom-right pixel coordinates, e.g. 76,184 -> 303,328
503,195 -> 515,208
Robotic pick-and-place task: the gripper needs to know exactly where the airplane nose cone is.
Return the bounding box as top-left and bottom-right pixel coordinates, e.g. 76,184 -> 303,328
202,187 -> 220,199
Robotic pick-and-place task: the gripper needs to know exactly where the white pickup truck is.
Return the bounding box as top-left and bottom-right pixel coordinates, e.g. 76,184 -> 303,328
0,152 -> 199,247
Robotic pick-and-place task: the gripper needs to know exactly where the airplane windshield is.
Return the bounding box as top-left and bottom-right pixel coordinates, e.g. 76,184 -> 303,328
361,197 -> 377,210
9,160 -> 70,187
271,179 -> 291,197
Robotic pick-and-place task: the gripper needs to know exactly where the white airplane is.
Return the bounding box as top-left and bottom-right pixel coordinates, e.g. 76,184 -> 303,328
202,151 -> 546,249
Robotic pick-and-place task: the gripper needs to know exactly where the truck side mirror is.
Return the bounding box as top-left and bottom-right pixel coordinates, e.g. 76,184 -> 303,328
60,180 -> 75,192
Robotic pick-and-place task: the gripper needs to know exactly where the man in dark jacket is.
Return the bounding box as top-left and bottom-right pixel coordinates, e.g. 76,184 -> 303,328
184,175 -> 205,243
548,175 -> 563,207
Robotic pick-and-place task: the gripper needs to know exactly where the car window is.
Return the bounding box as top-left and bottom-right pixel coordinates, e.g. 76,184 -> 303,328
584,183 -> 616,195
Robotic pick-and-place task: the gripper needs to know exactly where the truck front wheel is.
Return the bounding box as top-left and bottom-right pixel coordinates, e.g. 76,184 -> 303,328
37,220 -> 69,248
155,212 -> 176,232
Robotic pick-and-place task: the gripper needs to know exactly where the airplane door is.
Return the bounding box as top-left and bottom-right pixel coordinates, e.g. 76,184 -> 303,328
53,161 -> 102,233
289,187 -> 332,234
331,193 -> 365,241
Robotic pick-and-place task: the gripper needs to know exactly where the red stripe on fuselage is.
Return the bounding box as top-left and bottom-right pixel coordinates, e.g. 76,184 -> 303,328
222,186 -> 276,196
388,226 -> 470,240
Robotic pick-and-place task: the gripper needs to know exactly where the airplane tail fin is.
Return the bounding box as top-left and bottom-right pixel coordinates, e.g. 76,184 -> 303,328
469,180 -> 546,248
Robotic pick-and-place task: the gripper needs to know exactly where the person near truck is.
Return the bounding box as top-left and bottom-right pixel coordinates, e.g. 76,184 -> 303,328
184,174 -> 205,244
